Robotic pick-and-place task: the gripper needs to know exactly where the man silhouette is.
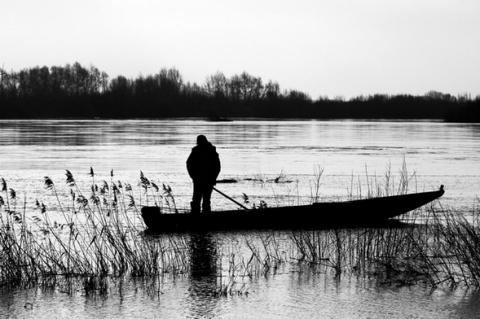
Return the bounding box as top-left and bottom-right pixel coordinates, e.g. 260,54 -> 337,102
186,135 -> 221,213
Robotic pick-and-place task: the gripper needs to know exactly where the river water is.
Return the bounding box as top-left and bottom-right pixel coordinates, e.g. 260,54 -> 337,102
0,119 -> 479,318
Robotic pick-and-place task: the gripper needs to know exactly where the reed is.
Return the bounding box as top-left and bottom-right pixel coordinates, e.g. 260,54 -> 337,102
346,158 -> 417,200
0,169 -> 190,292
238,163 -> 480,289
1,165 -> 479,297
237,200 -> 480,289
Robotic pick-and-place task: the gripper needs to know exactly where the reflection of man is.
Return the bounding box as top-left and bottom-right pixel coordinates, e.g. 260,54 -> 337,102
186,135 -> 221,213
188,233 -> 218,317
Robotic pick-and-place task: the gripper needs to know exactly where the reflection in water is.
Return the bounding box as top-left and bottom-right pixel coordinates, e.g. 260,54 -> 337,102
0,119 -> 190,146
2,232 -> 480,318
188,233 -> 218,318
453,290 -> 480,318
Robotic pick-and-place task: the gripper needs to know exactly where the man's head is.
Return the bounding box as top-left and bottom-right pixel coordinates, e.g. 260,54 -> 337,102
196,135 -> 208,145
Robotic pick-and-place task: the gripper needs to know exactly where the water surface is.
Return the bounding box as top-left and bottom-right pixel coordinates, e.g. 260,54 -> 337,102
0,119 -> 477,210
0,119 -> 479,318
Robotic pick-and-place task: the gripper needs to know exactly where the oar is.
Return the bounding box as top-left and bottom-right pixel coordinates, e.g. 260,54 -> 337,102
213,187 -> 249,210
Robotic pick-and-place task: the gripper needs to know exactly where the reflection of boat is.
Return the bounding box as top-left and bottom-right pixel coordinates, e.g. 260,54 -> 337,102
141,186 -> 445,232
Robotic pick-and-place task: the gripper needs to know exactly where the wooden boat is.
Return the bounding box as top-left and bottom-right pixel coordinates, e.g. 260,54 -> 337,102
141,185 -> 444,232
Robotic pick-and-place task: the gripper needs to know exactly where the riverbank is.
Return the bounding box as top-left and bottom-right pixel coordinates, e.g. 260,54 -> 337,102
1,63 -> 479,122
1,94 -> 478,122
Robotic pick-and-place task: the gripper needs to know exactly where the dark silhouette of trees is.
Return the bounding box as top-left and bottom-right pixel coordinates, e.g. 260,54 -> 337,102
0,62 -> 478,122
204,72 -> 228,99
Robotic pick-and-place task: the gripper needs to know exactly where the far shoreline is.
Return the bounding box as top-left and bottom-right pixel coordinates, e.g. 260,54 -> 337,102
1,63 -> 479,123
0,116 -> 452,122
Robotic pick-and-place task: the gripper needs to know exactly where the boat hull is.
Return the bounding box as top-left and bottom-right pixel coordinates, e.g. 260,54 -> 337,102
141,187 -> 444,232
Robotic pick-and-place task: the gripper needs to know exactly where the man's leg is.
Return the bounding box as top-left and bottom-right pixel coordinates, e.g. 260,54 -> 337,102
202,184 -> 214,213
191,182 -> 202,214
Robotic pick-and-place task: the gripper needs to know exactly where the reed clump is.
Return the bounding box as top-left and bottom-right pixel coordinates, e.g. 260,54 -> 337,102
347,159 -> 418,200
257,200 -> 480,289
1,165 -> 480,296
239,162 -> 480,289
0,169 -> 190,292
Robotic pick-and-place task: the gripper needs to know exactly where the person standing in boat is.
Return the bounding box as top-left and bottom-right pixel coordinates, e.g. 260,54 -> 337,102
186,135 -> 221,214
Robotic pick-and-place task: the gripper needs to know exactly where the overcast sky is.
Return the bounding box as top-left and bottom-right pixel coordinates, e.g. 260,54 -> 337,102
2,0 -> 479,99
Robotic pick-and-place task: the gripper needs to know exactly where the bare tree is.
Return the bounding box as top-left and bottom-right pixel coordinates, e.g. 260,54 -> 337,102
204,72 -> 228,98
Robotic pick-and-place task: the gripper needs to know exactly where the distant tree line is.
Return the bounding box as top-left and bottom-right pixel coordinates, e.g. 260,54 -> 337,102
0,62 -> 478,122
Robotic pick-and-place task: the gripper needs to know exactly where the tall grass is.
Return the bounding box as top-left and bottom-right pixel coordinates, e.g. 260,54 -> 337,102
1,165 -> 480,297
238,163 -> 480,289
346,159 -> 417,200
282,200 -> 480,288
0,169 -> 189,292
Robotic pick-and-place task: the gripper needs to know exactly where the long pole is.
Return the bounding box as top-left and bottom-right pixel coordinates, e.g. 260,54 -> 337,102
213,187 -> 249,210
